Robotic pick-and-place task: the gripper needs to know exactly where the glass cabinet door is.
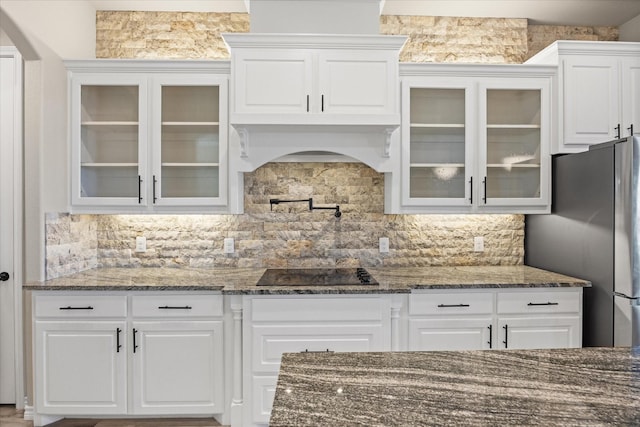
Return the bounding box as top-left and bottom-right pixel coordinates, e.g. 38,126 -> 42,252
153,77 -> 228,206
403,82 -> 472,207
481,83 -> 548,206
71,77 -> 147,206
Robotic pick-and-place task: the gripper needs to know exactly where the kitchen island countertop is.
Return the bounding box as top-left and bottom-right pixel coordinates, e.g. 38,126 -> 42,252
23,265 -> 590,293
270,347 -> 640,426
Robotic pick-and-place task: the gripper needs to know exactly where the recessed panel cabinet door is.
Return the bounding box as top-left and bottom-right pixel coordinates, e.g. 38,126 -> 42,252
131,321 -> 224,415
497,316 -> 581,350
233,50 -> 313,114
318,51 -> 395,115
34,321 -> 127,415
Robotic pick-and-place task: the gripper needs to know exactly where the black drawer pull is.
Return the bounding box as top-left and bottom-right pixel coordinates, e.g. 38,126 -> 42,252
59,306 -> 94,310
158,305 -> 192,310
437,303 -> 470,308
527,302 -> 559,306
133,328 -> 138,353
301,349 -> 334,353
487,324 -> 493,349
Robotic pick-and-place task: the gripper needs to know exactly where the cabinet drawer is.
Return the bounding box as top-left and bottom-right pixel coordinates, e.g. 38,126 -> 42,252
497,291 -> 580,314
131,294 -> 223,318
34,295 -> 127,318
251,323 -> 387,372
409,292 -> 494,315
250,297 -> 387,322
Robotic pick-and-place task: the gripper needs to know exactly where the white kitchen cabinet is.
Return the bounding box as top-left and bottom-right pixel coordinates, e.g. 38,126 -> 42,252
408,288 -> 582,352
33,295 -> 128,416
394,64 -> 553,214
131,321 -> 223,415
66,60 -> 229,213
34,320 -> 127,415
223,33 -> 406,126
242,295 -> 392,426
496,290 -> 582,349
33,292 -> 224,424
526,41 -> 640,153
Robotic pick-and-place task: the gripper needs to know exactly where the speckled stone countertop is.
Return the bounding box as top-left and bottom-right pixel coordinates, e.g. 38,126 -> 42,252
270,347 -> 640,426
23,265 -> 590,293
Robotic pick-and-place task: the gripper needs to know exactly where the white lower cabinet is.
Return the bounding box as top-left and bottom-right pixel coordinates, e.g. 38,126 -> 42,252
34,320 -> 127,415
242,295 -> 392,426
33,292 -> 224,424
131,321 -> 223,415
408,288 -> 582,351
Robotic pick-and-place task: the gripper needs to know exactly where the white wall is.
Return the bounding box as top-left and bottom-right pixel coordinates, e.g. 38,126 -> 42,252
619,14 -> 640,41
0,1 -> 96,58
0,28 -> 13,46
0,1 -> 97,282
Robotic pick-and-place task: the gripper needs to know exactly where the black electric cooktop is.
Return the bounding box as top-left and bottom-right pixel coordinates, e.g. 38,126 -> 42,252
256,268 -> 378,286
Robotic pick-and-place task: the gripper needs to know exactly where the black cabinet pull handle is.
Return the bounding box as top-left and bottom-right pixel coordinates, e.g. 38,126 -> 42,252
301,349 -> 334,353
482,177 -> 487,203
306,95 -> 309,112
469,176 -> 473,204
503,324 -> 508,348
138,175 -> 143,203
158,305 -> 193,310
116,328 -> 122,353
628,124 -> 634,136
133,328 -> 138,353
153,175 -> 157,204
615,124 -> 621,139
59,306 -> 94,310
321,94 -> 324,112
527,302 -> 559,306
488,324 -> 493,349
437,303 -> 470,308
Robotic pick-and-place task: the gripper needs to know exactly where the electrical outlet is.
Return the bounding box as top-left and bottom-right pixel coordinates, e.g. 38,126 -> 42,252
379,237 -> 390,253
224,237 -> 235,254
474,236 -> 484,252
135,236 -> 147,253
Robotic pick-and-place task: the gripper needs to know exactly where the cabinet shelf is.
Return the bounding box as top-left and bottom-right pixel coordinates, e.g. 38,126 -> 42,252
161,163 -> 219,167
82,121 -> 139,126
81,163 -> 138,167
411,163 -> 466,168
411,123 -> 465,128
486,124 -> 541,129
162,122 -> 219,126
487,163 -> 540,168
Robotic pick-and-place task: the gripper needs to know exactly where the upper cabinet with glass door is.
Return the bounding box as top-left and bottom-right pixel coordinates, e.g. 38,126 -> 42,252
71,75 -> 148,207
66,61 -> 230,213
402,78 -> 474,209
479,79 -> 550,210
392,63 -> 554,214
152,76 -> 227,207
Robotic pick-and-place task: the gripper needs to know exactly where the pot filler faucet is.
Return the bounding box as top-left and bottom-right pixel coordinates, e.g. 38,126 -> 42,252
269,198 -> 342,217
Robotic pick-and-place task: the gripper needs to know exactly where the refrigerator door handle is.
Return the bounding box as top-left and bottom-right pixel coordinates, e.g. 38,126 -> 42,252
613,291 -> 639,300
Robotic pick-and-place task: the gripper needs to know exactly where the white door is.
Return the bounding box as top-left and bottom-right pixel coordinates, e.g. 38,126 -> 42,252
131,321 -> 224,415
498,316 -> 581,349
34,321 -> 128,414
0,47 -> 21,405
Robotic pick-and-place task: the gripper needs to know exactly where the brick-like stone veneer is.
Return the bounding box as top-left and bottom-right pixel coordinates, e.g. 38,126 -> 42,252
45,213 -> 98,279
45,163 -> 524,277
96,11 -> 618,62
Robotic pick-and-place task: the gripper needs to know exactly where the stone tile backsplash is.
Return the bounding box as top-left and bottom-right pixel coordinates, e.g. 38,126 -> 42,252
45,163 -> 524,279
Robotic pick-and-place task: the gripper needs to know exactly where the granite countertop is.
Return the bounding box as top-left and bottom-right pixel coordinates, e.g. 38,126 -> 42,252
270,347 -> 640,426
23,265 -> 590,293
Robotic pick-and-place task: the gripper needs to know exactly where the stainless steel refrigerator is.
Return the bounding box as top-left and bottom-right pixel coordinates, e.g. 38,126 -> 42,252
526,136 -> 639,347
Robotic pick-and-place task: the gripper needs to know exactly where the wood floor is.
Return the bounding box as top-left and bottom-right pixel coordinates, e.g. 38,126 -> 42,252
0,406 -> 224,427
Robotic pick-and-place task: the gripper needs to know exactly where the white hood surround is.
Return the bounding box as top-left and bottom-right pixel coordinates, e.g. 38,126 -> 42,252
223,0 -> 407,176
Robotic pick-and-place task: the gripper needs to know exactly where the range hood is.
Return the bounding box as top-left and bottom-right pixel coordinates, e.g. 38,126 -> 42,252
222,0 -> 407,173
